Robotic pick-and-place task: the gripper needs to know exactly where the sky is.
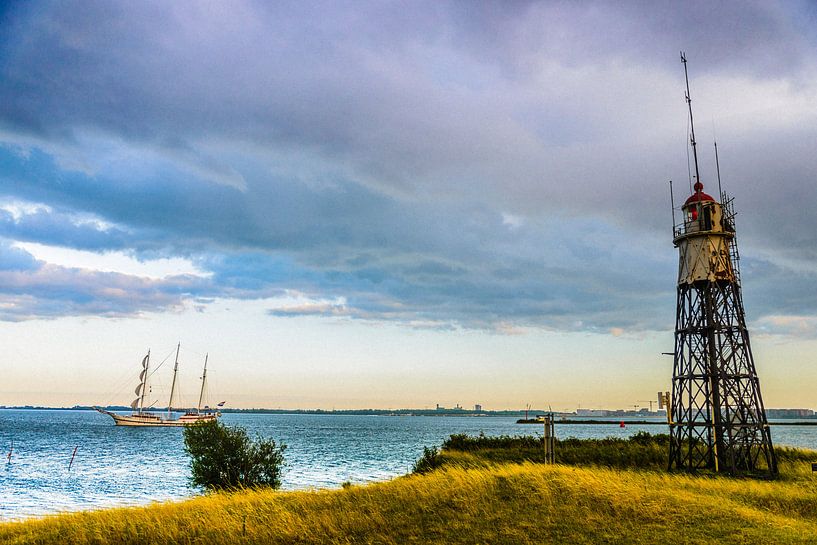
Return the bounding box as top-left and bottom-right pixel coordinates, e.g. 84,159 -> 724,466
1,0 -> 816,411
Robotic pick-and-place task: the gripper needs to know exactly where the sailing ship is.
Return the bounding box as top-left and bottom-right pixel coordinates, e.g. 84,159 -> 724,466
95,344 -> 222,427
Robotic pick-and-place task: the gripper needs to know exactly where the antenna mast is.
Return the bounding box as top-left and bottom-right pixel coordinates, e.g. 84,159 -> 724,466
669,180 -> 676,236
714,141 -> 723,200
681,52 -> 702,190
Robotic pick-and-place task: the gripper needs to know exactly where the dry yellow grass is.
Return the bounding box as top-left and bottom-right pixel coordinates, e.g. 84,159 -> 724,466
4,458 -> 817,544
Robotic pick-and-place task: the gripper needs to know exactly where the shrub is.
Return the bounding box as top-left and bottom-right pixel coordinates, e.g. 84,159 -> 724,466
412,446 -> 443,474
443,433 -> 543,451
183,419 -> 286,490
414,432 -> 674,473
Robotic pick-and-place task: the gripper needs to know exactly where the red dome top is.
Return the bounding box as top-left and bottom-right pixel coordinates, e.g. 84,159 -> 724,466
684,181 -> 715,206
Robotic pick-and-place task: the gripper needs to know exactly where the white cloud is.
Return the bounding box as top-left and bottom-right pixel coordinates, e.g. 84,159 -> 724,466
13,242 -> 210,279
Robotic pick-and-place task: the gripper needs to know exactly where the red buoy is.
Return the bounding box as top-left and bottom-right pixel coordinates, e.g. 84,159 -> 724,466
619,421 -> 625,428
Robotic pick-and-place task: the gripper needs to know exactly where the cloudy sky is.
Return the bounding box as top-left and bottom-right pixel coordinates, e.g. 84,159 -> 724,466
1,0 -> 816,410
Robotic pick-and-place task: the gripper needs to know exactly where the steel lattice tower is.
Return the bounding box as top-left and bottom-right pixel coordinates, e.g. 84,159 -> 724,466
668,54 -> 777,475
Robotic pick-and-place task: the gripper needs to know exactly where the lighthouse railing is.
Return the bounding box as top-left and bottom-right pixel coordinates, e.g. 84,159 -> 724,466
720,194 -> 742,284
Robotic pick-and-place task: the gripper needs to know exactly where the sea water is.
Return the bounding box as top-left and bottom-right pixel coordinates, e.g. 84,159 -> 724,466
2,409 -> 817,520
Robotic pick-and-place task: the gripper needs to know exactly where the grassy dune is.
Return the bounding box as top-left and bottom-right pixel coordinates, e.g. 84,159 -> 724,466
4,436 -> 817,544
415,433 -> 816,478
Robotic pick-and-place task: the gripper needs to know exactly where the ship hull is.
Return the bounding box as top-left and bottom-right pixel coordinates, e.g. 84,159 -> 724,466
95,408 -> 219,427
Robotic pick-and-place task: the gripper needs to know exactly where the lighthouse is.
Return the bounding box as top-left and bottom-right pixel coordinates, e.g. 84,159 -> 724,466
668,54 -> 777,475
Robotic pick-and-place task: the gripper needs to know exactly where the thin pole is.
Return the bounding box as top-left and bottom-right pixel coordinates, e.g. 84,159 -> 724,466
681,52 -> 702,189
197,354 -> 209,413
669,180 -> 677,236
68,446 -> 78,471
6,440 -> 12,464
714,141 -> 723,201
686,119 -> 693,194
705,289 -> 722,472
168,343 -> 180,417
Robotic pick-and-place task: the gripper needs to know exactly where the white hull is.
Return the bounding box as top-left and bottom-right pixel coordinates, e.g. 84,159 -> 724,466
95,408 -> 219,427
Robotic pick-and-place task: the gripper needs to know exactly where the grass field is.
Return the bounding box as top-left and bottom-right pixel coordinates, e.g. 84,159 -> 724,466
4,433 -> 817,544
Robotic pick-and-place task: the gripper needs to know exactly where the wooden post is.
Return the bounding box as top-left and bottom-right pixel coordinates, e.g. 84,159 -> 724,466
543,413 -> 555,464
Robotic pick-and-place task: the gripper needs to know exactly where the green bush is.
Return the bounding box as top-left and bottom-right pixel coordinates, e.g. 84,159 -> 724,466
414,431 -> 675,473
412,446 -> 443,474
183,419 -> 286,490
443,433 -> 543,451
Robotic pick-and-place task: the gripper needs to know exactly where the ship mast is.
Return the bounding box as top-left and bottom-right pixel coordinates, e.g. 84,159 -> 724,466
197,354 -> 208,413
681,51 -> 702,191
138,350 -> 150,414
167,342 -> 180,417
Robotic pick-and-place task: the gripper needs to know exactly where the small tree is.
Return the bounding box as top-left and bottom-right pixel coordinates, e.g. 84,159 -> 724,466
183,419 -> 286,490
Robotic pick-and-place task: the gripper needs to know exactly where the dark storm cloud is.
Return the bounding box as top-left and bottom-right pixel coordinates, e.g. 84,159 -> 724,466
0,0 -> 814,331
0,206 -> 131,252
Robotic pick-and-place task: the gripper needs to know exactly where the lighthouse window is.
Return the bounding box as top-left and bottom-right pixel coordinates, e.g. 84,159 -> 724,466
703,205 -> 712,230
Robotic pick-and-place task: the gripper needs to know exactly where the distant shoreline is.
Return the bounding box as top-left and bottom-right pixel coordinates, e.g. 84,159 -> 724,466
0,405 -> 531,417
2,406 -> 816,421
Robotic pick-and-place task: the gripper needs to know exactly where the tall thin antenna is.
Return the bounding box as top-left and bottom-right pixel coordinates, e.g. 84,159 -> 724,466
714,141 -> 723,201
681,52 -> 701,191
685,119 -> 693,193
669,180 -> 677,235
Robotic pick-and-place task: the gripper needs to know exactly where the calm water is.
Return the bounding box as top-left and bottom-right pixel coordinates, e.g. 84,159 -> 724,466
2,409 -> 817,520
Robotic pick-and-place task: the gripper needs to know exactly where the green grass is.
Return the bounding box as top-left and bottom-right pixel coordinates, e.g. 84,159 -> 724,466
414,432 -> 671,472
4,433 -> 817,544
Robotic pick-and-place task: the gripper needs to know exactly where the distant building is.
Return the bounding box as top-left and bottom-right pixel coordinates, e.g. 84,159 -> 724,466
436,404 -> 444,410
767,409 -> 814,419
576,408 -> 608,417
474,404 -> 483,412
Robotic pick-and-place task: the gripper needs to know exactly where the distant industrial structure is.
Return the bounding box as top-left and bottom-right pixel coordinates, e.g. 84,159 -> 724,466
767,409 -> 814,419
577,407 -> 666,418
434,403 -> 464,411
667,54 -> 776,475
576,408 -> 609,417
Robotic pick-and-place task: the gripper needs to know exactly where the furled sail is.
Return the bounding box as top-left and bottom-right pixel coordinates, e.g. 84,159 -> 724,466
134,351 -> 150,414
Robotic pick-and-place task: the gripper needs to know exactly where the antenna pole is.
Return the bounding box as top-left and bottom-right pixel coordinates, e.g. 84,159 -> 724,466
681,52 -> 702,190
669,180 -> 677,236
714,141 -> 723,201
